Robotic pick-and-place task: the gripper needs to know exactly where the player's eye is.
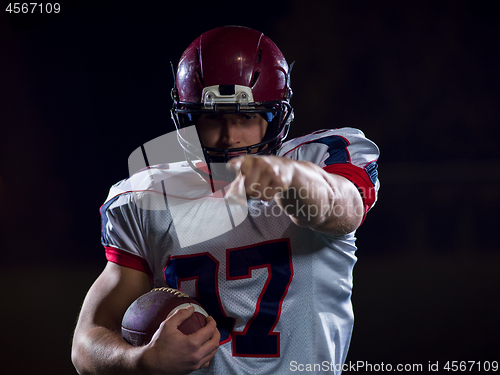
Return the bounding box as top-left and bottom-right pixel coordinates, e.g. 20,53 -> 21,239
242,114 -> 256,120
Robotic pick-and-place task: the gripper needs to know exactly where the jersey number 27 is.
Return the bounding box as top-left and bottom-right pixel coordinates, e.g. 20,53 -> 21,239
163,238 -> 293,357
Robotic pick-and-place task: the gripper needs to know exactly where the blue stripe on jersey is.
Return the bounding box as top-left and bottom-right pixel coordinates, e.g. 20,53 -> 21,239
100,195 -> 121,247
365,160 -> 378,185
163,257 -> 178,289
308,136 -> 350,165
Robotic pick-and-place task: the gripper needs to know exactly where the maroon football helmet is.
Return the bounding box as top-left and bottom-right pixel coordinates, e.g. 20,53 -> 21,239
171,26 -> 294,165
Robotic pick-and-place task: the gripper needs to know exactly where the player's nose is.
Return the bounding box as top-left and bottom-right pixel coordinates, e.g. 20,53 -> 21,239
220,116 -> 241,147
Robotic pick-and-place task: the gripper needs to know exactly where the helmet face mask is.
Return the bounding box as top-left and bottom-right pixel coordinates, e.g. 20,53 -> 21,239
172,99 -> 292,164
171,26 -> 294,173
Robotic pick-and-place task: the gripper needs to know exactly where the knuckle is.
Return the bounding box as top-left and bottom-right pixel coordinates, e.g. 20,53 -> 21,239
185,338 -> 198,351
187,351 -> 204,365
264,162 -> 277,176
214,329 -> 221,340
210,341 -> 220,352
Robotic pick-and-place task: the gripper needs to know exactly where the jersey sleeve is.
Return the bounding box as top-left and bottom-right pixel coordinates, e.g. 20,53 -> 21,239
278,128 -> 380,221
100,188 -> 154,279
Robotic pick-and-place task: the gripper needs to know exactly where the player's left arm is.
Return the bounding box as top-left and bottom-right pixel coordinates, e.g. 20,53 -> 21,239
227,155 -> 363,236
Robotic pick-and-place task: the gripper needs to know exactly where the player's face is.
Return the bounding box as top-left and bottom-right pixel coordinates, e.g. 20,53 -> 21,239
196,113 -> 268,153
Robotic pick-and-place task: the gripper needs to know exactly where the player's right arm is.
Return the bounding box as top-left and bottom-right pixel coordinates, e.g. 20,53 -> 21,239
71,261 -> 220,375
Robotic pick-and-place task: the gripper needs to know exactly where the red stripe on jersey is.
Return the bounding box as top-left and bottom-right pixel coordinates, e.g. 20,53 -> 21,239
105,246 -> 153,280
323,163 -> 376,222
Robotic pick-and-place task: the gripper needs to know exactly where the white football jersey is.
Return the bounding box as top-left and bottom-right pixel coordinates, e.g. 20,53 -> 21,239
100,128 -> 380,374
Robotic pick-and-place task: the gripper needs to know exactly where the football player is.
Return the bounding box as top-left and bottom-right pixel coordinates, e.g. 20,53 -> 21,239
72,26 -> 380,374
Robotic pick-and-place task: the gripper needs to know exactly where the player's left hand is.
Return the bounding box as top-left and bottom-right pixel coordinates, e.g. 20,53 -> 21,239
226,155 -> 294,201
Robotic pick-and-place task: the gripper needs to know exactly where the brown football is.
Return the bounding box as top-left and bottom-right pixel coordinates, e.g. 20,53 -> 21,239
121,287 -> 208,346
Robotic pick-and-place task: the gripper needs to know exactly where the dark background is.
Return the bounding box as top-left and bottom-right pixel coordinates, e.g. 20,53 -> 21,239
1,1 -> 498,373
